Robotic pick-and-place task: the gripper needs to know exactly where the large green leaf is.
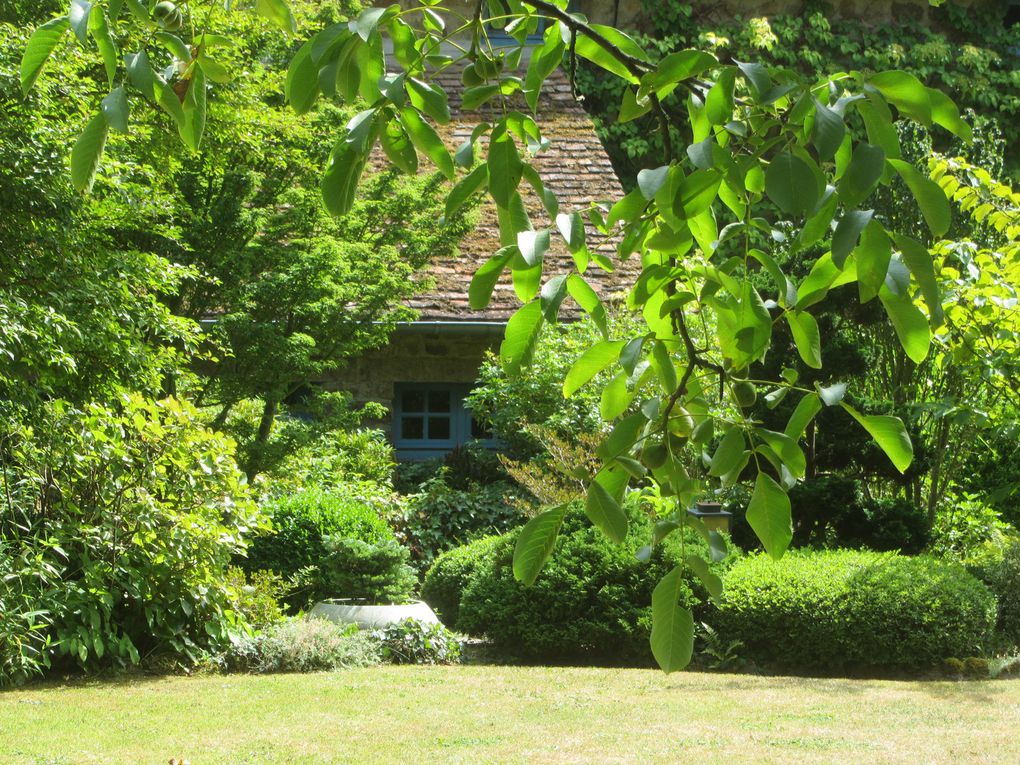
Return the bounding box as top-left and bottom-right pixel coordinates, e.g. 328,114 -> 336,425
765,152 -> 819,216
517,229 -> 550,267
837,142 -> 885,209
180,67 -> 207,152
567,275 -> 608,338
100,86 -> 129,134
446,163 -> 488,219
574,25 -> 647,83
745,472 -> 793,560
887,159 -> 951,237
585,476 -> 629,544
784,392 -> 822,440
255,0 -> 297,34
563,340 -> 626,397
785,310 -> 822,369
469,247 -> 514,311
500,301 -> 544,376
879,285 -> 930,364
841,402 -> 913,473
757,429 -> 806,478
20,16 -> 69,96
650,566 -> 695,673
487,135 -> 524,209
831,209 -> 873,268
855,221 -> 892,303
89,9 -> 117,87
69,0 -> 91,45
869,70 -> 931,125
811,99 -> 845,161
927,88 -> 971,142
406,77 -> 451,124
708,428 -> 746,477
400,107 -> 454,180
286,38 -> 320,114
320,139 -> 368,216
894,233 -> 943,325
524,25 -> 564,113
512,504 -> 569,586
705,67 -> 736,126
70,111 -> 109,193
685,554 -> 723,600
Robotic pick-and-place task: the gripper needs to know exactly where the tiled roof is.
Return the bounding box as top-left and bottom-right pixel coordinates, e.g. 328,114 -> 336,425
401,65 -> 635,322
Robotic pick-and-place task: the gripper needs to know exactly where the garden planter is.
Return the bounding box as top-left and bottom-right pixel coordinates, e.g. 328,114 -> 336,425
689,502 -> 733,533
309,599 -> 440,630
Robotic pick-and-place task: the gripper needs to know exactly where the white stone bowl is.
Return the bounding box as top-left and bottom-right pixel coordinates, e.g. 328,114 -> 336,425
309,599 -> 440,630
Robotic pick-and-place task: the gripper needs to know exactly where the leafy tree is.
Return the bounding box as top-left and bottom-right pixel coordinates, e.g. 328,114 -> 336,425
20,0 -> 971,672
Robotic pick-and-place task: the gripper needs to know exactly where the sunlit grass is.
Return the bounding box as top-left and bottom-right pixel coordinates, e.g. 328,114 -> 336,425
1,665 -> 1018,764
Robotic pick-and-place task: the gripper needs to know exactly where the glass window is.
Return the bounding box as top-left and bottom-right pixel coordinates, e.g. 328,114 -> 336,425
428,390 -> 451,413
428,417 -> 451,440
401,416 -> 424,440
402,390 -> 426,412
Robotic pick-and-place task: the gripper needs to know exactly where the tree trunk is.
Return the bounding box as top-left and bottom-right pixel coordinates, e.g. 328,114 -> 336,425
245,396 -> 278,483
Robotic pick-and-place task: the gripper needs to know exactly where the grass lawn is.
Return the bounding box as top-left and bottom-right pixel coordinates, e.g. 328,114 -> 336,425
1,665 -> 1017,764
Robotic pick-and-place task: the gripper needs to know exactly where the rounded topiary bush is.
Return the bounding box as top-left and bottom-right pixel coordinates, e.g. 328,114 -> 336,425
449,500 -> 728,661
714,549 -> 997,672
243,487 -> 396,579
421,533 -> 504,627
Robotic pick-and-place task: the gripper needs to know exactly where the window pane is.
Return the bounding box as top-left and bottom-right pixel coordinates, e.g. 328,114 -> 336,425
402,390 -> 425,412
401,416 -> 424,440
471,418 -> 492,440
428,416 -> 451,440
428,390 -> 451,413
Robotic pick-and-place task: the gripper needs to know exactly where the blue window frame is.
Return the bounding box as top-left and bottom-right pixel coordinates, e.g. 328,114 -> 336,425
393,383 -> 497,459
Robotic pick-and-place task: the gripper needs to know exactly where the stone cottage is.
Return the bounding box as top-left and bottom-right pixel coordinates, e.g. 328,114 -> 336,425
334,58 -> 635,459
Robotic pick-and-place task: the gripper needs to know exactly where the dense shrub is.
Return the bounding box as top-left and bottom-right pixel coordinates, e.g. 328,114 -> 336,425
393,471 -> 527,568
453,501 -> 729,661
295,537 -> 418,605
224,568 -> 288,631
0,395 -> 261,685
714,550 -> 997,672
931,493 -> 1013,559
375,618 -> 462,665
215,617 -> 381,673
243,487 -> 397,579
978,541 -> 1020,650
421,534 -> 504,627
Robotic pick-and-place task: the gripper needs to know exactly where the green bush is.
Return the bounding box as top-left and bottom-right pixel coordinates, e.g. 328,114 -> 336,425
421,534 -> 504,627
296,537 -> 417,605
453,500 -> 729,661
224,567 -> 288,631
714,550 -> 997,672
0,396 -> 262,686
215,617 -> 381,673
393,471 -> 527,568
243,487 -> 397,580
981,541 -> 1020,650
375,618 -> 462,665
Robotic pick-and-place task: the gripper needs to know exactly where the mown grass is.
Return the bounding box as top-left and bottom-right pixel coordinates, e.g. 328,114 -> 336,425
1,665 -> 1017,764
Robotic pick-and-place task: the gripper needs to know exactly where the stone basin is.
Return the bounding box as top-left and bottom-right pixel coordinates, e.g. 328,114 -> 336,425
309,599 -> 440,630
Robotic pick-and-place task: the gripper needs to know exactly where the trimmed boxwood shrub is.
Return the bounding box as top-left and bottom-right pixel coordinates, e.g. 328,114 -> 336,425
445,499 -> 730,661
421,534 -> 504,627
243,487 -> 396,579
714,550 -> 997,672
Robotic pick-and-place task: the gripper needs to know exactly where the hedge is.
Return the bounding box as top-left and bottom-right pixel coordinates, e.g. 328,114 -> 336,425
714,549 -> 997,671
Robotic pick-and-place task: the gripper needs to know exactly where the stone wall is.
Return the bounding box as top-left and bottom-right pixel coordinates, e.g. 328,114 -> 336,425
327,326 -> 502,422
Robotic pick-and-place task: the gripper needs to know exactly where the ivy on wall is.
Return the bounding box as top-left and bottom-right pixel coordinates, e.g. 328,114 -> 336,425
576,0 -> 1020,188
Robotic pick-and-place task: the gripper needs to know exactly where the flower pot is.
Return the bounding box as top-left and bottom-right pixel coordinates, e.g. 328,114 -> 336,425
695,501 -> 723,513
309,599 -> 439,630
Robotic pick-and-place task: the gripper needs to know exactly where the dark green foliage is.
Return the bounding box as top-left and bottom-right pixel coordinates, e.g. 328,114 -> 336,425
298,537 -> 417,605
224,568 -> 288,631
790,476 -> 930,553
977,542 -> 1020,650
715,550 -> 997,672
392,471 -> 527,568
244,489 -> 395,580
375,618 -> 462,665
421,534 -> 504,627
1,396 -> 261,685
453,502 -> 728,661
